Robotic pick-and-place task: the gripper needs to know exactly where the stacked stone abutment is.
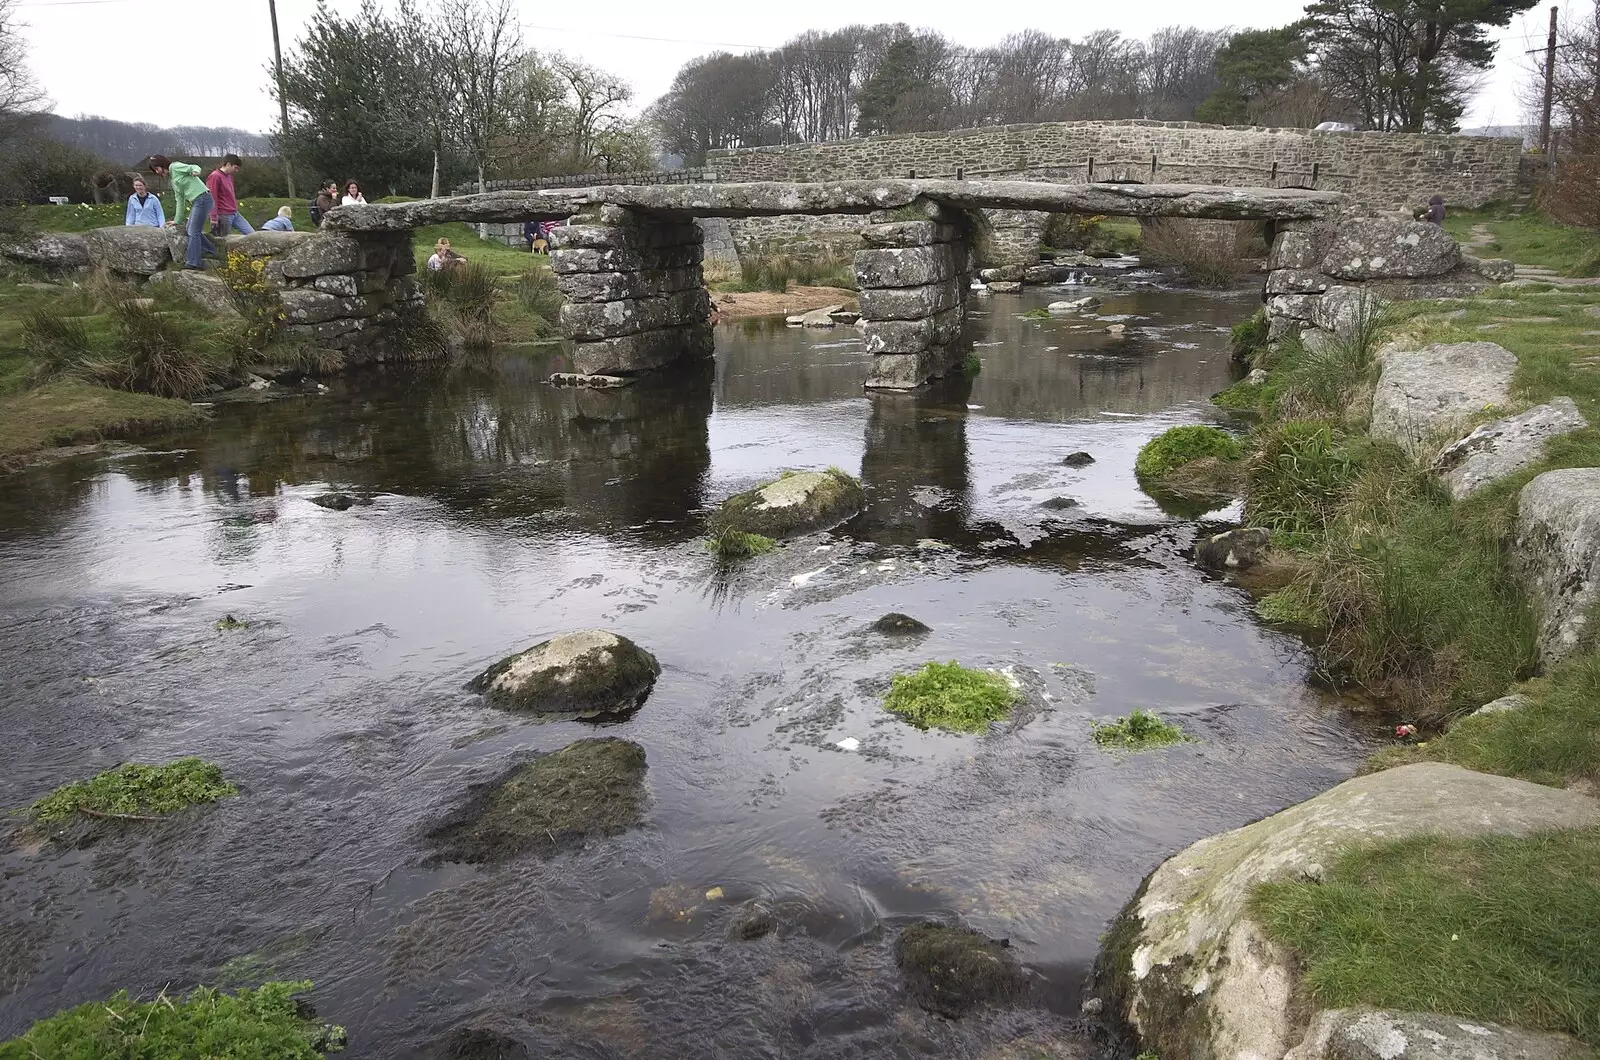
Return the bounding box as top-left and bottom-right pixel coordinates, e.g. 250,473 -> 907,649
855,210 -> 973,389
548,206 -> 713,377
271,232 -> 422,362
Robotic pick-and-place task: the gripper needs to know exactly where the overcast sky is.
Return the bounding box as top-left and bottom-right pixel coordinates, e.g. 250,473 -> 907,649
13,0 -> 1551,133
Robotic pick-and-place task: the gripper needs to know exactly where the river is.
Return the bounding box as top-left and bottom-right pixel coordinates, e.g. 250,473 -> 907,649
0,280 -> 1376,1058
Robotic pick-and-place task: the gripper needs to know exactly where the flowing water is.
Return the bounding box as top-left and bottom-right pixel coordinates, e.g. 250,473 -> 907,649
0,281 -> 1377,1058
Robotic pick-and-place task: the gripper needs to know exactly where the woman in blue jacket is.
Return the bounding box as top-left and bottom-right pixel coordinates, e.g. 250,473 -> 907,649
124,177 -> 165,227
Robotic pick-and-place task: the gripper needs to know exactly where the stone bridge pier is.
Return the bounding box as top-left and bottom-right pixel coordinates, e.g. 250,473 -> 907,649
547,205 -> 713,376
855,206 -> 974,389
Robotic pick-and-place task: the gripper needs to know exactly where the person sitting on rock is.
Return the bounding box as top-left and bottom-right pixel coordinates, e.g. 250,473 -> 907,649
1423,195 -> 1446,225
147,153 -> 216,270
311,180 -> 338,227
124,177 -> 165,228
427,237 -> 467,272
261,206 -> 295,232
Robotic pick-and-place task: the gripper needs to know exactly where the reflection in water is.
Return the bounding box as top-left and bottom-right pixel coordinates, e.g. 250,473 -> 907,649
0,283 -> 1375,1059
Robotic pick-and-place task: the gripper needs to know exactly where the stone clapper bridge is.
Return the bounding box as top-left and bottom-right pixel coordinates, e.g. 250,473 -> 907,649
324,179 -> 1352,389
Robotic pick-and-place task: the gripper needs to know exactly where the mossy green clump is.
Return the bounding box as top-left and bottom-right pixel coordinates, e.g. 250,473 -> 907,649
1229,308 -> 1270,366
882,661 -> 1018,733
1253,828 -> 1600,1046
27,757 -> 237,823
705,526 -> 777,561
961,352 -> 983,378
426,737 -> 648,864
708,466 -> 865,540
1022,307 -> 1052,320
215,614 -> 249,631
1134,425 -> 1243,483
895,922 -> 1028,1018
1090,709 -> 1189,750
0,980 -> 346,1058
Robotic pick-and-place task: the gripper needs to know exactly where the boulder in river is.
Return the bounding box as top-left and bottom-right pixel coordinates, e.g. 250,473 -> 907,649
1194,527 -> 1270,571
426,737 -> 648,863
1047,296 -> 1100,313
709,468 -> 865,539
1096,763 -> 1600,1060
896,922 -> 1029,1018
871,612 -> 932,636
1060,451 -> 1095,467
434,1027 -> 530,1060
470,629 -> 661,718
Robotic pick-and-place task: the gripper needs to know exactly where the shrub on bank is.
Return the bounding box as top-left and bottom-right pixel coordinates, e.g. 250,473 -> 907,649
735,246 -> 856,293
421,260 -> 500,347
1242,421 -> 1366,546
0,980 -> 346,1058
1139,218 -> 1247,288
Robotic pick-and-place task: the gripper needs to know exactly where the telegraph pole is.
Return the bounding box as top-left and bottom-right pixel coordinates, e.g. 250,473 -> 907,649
269,0 -> 297,198
1540,5 -> 1559,155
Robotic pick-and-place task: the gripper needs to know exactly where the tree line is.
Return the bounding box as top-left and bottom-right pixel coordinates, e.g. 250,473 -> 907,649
275,0 -> 654,199
650,0 -> 1544,164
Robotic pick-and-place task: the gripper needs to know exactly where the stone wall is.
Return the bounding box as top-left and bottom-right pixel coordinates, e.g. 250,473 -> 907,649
709,121 -> 1525,211
856,205 -> 974,389
270,232 -> 421,363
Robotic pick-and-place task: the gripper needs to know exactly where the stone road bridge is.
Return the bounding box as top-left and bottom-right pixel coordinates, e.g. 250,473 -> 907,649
321,179 -> 1388,389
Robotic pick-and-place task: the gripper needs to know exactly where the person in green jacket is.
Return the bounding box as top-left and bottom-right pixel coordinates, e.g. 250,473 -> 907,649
146,154 -> 216,269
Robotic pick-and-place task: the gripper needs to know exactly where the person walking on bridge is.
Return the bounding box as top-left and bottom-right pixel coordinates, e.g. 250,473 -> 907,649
146,154 -> 215,270
207,155 -> 253,236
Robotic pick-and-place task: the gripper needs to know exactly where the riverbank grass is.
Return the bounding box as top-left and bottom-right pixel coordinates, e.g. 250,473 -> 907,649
882,661 -> 1017,733
1371,652 -> 1600,789
1440,206 -> 1600,276
1134,424 -> 1243,505
1090,709 -> 1189,750
0,379 -> 205,464
27,757 -> 237,823
0,980 -> 346,1058
1252,828 -> 1600,1046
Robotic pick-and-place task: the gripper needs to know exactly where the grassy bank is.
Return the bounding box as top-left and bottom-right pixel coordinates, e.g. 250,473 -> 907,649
1441,204 -> 1600,277
0,379 -> 204,464
1190,208 -> 1600,1048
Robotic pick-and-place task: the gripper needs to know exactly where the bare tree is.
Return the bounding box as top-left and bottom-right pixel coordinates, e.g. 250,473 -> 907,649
0,0 -> 47,149
550,54 -> 634,168
436,0 -> 522,191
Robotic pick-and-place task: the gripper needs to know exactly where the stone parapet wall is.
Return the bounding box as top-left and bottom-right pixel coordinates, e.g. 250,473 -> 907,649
709,121 -> 1525,211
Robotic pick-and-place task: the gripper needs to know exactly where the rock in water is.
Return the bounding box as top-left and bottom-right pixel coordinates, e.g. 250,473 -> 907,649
1047,296 -> 1101,313
896,922 -> 1028,1018
1040,496 -> 1080,510
709,468 -> 865,539
426,737 -> 648,864
309,493 -> 356,511
470,629 -> 660,717
1061,451 -> 1095,467
1097,763 -> 1600,1060
872,613 -> 932,636
434,1027 -> 530,1060
1194,527 -> 1271,571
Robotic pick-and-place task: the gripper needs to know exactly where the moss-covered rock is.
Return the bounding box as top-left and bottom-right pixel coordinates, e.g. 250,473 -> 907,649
426,737 -> 648,864
708,467 -> 865,539
871,612 -> 931,636
432,1027 -> 529,1059
895,922 -> 1029,1018
1135,425 -> 1244,506
469,630 -> 660,718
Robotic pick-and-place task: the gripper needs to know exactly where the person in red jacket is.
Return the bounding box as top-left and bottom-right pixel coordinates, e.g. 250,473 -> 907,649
207,154 -> 253,236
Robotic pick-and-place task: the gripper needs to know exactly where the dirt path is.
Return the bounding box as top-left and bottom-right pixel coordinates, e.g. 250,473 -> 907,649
710,286 -> 858,321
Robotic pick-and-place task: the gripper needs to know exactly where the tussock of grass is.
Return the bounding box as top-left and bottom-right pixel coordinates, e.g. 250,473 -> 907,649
1230,309 -> 1270,367
882,661 -> 1017,733
1135,425 -> 1242,481
1139,219 -> 1248,288
1373,653 -> 1600,788
1243,421 -> 1366,547
961,352 -> 982,378
1253,828 -> 1600,1046
1257,582 -> 1324,627
705,526 -> 777,561
0,980 -> 346,1057
421,261 -> 500,348
1090,709 -> 1189,750
26,757 -> 237,823
1022,307 -> 1052,321
734,246 -> 856,293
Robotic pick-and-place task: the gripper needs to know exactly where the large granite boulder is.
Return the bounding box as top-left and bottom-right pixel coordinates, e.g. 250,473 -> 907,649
1194,527 -> 1271,571
1287,1009 -> 1590,1060
1099,763 -> 1600,1060
1369,342 -> 1517,454
425,737 -> 647,863
145,270 -> 241,317
1313,286 -> 1382,341
709,468 -> 865,538
1433,398 -> 1588,499
224,230 -> 316,258
0,232 -> 90,269
83,225 -> 173,275
469,629 -> 661,718
1513,468 -> 1600,665
1320,215 -> 1460,280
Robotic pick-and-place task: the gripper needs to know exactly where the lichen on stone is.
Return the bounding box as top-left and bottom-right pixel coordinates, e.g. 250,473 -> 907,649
707,466 -> 865,539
